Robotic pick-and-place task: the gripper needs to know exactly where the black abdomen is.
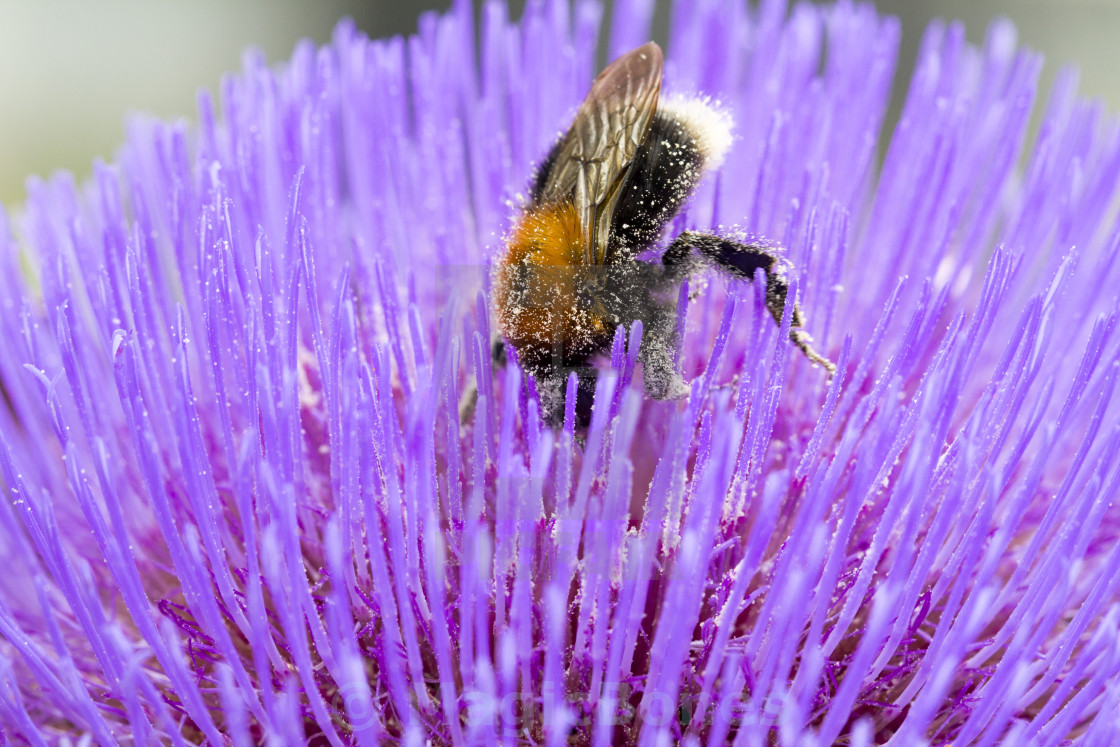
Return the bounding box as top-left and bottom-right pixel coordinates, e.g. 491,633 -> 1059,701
607,109 -> 706,259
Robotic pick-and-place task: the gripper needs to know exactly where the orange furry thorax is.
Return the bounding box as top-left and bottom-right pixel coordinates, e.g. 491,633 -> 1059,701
505,200 -> 583,267
494,201 -> 613,369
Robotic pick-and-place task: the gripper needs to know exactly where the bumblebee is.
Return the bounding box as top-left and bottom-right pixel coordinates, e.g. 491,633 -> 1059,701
493,42 -> 833,428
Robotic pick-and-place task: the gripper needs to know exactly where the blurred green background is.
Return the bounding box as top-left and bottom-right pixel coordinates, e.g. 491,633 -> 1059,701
1,0 -> 1117,207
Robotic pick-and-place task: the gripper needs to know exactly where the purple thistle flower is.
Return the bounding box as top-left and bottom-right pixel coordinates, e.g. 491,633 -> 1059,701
1,0 -> 1119,743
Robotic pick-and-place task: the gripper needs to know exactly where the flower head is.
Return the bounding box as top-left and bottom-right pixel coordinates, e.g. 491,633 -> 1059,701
1,1 -> 1119,744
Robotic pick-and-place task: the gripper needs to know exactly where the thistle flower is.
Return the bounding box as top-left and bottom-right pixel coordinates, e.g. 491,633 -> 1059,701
2,0 -> 1119,744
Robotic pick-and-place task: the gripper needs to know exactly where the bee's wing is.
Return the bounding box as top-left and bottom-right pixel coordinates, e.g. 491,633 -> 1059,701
539,42 -> 663,265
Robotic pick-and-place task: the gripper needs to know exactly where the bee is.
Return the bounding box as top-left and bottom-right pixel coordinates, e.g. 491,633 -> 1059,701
493,41 -> 833,428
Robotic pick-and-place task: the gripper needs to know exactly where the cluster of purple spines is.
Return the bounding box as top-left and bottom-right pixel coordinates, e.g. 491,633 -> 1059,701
1,0 -> 1119,743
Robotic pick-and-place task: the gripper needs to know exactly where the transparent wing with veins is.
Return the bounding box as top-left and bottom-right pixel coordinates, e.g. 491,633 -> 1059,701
538,41 -> 663,265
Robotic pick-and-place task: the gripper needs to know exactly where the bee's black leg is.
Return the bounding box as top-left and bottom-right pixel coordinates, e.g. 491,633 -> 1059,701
534,366 -> 598,431
491,338 -> 507,366
760,267 -> 836,374
660,230 -> 702,275
459,337 -> 510,425
636,302 -> 689,401
571,369 -> 597,430
615,261 -> 689,402
662,231 -> 835,374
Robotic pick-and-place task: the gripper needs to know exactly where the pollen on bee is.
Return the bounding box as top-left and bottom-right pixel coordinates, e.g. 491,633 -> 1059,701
494,200 -> 609,369
658,94 -> 733,170
503,201 -> 582,267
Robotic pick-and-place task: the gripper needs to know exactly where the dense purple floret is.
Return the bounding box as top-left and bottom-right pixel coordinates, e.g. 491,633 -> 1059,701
1,0 -> 1119,744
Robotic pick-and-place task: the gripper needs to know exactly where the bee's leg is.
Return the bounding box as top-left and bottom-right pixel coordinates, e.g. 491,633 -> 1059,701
571,368 -> 598,431
534,366 -> 597,431
636,306 -> 689,401
662,231 -> 835,374
611,261 -> 689,402
458,337 -> 510,425
458,386 -> 479,424
491,337 -> 507,366
759,266 -> 836,374
660,230 -> 703,280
